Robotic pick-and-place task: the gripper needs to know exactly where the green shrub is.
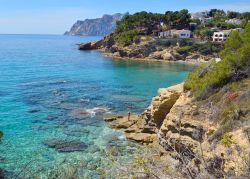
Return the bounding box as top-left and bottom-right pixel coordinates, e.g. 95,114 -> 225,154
220,133 -> 234,147
141,36 -> 152,42
198,43 -> 222,55
176,46 -> 194,55
117,30 -> 139,46
179,39 -> 194,47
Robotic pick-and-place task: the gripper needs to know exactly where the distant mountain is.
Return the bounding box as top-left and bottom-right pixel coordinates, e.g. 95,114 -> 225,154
65,13 -> 125,36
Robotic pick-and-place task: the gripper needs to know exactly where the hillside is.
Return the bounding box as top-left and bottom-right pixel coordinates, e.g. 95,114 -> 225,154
65,13 -> 124,36
78,10 -> 250,63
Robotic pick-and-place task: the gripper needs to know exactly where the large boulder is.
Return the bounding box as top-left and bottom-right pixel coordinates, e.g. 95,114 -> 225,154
148,51 -> 164,60
162,51 -> 175,61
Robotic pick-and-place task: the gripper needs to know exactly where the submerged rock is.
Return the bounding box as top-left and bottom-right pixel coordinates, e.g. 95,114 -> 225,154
42,139 -> 88,152
28,108 -> 40,113
63,128 -> 90,137
0,168 -> 5,179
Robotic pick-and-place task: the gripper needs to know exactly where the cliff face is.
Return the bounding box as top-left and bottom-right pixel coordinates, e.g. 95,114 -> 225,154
104,80 -> 250,178
158,80 -> 250,178
65,13 -> 124,36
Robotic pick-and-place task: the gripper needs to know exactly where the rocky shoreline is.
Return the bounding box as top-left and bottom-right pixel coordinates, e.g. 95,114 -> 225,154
78,37 -> 213,65
103,82 -> 250,178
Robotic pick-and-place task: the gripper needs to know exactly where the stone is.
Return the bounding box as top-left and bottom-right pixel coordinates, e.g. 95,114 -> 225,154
28,108 -> 40,113
162,52 -> 175,61
42,139 -> 88,152
105,115 -> 138,129
125,133 -> 157,144
148,51 -> 163,59
103,116 -> 117,122
78,42 -> 92,50
113,52 -> 121,57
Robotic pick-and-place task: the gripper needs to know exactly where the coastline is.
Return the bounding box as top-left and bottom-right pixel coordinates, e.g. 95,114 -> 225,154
99,49 -> 207,66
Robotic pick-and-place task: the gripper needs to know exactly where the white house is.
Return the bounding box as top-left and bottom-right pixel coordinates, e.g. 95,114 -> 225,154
212,30 -> 231,42
159,29 -> 191,39
212,28 -> 244,42
191,11 -> 213,24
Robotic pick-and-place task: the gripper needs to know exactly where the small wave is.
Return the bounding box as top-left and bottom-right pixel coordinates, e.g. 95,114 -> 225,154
69,107 -> 110,119
86,107 -> 110,118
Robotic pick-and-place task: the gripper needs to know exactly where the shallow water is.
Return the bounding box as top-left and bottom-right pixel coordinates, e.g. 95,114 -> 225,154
0,34 -> 195,178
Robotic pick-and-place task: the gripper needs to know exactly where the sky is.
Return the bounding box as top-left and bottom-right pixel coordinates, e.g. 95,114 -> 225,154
0,0 -> 250,34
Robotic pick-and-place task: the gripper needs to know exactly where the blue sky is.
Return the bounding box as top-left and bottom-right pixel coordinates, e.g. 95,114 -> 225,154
0,0 -> 249,34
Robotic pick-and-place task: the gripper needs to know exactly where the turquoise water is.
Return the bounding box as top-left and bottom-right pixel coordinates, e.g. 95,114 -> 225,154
0,34 -> 195,178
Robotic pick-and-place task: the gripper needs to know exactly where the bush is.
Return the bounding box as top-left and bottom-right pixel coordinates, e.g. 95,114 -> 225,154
177,42 -> 223,56
179,39 -> 194,47
176,46 -> 194,55
198,43 -> 222,55
141,36 -> 152,42
117,30 -> 139,46
220,133 -> 234,147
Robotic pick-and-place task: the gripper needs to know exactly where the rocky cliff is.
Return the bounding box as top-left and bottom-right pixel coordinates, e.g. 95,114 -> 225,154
65,13 -> 124,36
104,80 -> 250,178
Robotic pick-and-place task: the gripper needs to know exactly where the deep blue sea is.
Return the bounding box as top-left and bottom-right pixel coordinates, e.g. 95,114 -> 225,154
0,34 -> 195,178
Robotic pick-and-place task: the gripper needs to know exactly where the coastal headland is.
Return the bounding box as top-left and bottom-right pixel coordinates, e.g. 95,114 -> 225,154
76,11 -> 250,177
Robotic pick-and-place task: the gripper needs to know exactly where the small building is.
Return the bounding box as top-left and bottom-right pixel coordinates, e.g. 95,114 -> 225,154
212,28 -> 244,42
226,18 -> 241,25
199,17 -> 213,24
212,30 -> 231,42
159,29 -> 191,39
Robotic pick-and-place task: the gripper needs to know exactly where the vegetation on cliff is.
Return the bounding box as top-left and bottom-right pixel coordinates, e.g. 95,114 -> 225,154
114,10 -> 191,46
175,39 -> 223,56
185,24 -> 250,99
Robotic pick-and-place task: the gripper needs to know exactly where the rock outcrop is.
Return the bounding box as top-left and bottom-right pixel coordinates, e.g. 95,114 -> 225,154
143,83 -> 184,128
104,80 -> 250,177
78,40 -> 104,50
65,13 -> 124,36
104,83 -> 184,144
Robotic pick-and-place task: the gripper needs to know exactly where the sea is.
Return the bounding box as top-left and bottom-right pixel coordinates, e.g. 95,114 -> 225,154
0,34 -> 195,178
